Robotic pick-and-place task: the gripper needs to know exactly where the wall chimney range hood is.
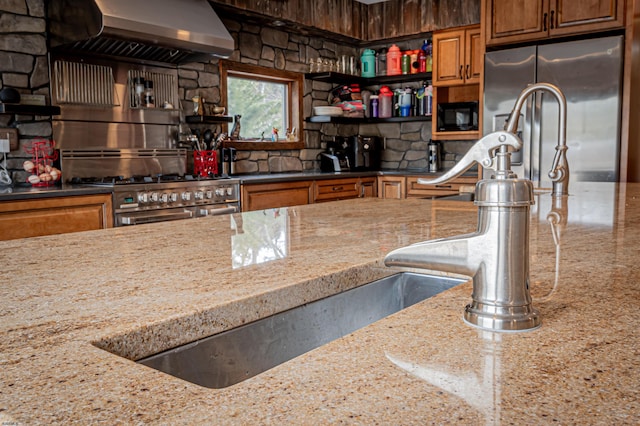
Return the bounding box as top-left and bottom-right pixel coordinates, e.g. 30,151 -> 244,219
48,0 -> 234,64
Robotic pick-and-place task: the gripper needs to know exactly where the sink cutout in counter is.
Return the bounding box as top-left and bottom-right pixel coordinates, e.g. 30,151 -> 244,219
137,272 -> 464,389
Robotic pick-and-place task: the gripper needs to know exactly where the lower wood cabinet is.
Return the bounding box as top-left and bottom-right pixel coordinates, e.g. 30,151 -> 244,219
241,180 -> 313,212
0,193 -> 113,241
377,176 -> 406,199
313,177 -> 377,203
242,177 -> 377,211
406,175 -> 478,198
359,177 -> 377,198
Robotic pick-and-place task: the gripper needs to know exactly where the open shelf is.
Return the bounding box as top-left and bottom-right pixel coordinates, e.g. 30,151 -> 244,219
306,115 -> 432,124
0,104 -> 61,115
185,115 -> 234,124
305,71 -> 433,86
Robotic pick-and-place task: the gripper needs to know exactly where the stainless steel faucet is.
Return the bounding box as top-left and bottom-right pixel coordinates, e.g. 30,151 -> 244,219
385,83 -> 568,332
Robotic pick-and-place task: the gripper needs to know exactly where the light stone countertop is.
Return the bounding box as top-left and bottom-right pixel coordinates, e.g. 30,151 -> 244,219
1,182 -> 639,424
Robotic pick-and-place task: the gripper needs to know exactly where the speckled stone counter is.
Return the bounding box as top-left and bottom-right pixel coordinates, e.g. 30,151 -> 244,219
1,182 -> 638,424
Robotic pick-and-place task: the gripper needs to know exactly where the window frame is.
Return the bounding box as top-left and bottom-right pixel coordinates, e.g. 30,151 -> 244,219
219,60 -> 304,151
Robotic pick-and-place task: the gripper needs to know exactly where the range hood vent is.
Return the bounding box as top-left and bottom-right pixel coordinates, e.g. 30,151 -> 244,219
48,0 -> 234,64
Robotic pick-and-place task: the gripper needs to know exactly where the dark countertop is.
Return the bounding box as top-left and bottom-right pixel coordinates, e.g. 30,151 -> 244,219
0,184 -> 113,202
0,169 -> 478,202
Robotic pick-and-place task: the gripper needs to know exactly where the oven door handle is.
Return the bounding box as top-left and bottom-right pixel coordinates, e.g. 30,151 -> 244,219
199,205 -> 238,216
120,210 -> 194,225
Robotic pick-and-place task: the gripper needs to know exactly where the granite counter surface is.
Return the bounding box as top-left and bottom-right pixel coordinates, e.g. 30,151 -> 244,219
1,182 -> 638,424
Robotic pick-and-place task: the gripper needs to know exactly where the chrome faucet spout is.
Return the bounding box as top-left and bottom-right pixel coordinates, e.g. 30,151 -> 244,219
385,178 -> 540,332
505,82 -> 569,196
385,82 -> 569,332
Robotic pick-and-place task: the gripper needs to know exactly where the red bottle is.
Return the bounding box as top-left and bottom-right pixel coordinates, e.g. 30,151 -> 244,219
386,45 -> 402,76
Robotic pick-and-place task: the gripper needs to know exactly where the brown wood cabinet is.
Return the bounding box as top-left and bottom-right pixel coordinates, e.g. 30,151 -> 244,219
359,177 -> 377,198
242,177 -> 377,211
0,194 -> 113,241
314,177 -> 377,203
377,176 -> 406,199
431,25 -> 482,141
406,175 -> 478,198
485,0 -> 625,46
241,181 -> 313,212
433,25 -> 482,87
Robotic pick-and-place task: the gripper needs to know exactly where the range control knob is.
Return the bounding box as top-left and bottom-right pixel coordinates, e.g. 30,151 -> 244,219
226,187 -> 234,196
149,192 -> 159,202
159,193 -> 168,203
194,191 -> 204,200
137,193 -> 148,203
182,191 -> 192,201
215,188 -> 224,197
169,193 -> 178,202
205,190 -> 213,199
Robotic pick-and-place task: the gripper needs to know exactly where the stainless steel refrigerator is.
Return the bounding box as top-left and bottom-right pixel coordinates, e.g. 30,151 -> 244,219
483,35 -> 623,187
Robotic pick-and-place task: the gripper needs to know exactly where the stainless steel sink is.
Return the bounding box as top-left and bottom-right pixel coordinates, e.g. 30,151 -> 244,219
138,272 -> 464,389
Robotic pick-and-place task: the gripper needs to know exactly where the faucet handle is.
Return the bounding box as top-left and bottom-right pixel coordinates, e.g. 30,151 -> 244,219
418,131 -> 522,185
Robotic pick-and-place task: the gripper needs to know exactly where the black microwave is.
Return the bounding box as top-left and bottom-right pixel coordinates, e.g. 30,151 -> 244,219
437,101 -> 479,132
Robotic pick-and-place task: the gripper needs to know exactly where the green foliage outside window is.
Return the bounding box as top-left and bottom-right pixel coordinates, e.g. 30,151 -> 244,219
227,76 -> 287,140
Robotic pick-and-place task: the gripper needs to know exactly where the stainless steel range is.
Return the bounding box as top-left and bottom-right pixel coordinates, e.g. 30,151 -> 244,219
72,174 -> 240,226
50,55 -> 241,226
111,178 -> 239,226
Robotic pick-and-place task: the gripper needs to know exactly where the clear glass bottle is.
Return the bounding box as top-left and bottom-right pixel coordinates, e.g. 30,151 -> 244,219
144,80 -> 155,108
133,77 -> 145,108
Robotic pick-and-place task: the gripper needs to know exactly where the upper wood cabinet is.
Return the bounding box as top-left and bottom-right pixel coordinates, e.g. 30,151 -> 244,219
485,0 -> 625,46
433,25 -> 482,87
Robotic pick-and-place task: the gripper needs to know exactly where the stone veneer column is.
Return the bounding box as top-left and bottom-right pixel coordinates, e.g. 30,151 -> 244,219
0,0 -> 53,184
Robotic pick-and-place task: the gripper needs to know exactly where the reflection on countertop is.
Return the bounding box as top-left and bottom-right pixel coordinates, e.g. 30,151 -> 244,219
231,208 -> 289,268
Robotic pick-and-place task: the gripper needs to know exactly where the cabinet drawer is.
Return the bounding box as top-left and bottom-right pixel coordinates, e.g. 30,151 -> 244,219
314,178 -> 359,202
241,181 -> 312,212
406,176 -> 477,198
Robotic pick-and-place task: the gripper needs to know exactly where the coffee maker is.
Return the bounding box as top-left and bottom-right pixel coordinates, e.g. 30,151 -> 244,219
320,137 -> 350,172
347,136 -> 381,171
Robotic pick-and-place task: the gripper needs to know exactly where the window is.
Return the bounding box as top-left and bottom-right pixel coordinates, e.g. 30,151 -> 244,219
220,61 -> 304,150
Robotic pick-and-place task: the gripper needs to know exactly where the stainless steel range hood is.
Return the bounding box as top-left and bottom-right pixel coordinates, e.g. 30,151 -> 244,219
48,0 -> 234,64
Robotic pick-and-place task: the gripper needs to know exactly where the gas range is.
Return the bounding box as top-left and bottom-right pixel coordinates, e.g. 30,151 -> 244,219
72,174 -> 240,226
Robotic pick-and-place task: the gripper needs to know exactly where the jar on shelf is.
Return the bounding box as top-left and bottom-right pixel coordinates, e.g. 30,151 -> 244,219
144,80 -> 155,108
386,45 -> 402,76
133,76 -> 145,107
378,86 -> 393,118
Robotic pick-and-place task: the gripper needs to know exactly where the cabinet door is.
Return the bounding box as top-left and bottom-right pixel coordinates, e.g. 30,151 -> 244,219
433,29 -> 465,86
551,0 -> 624,36
241,181 -> 312,212
358,177 -> 377,198
313,178 -> 360,203
0,194 -> 113,241
486,0 -> 549,46
377,176 -> 405,199
465,27 -> 483,85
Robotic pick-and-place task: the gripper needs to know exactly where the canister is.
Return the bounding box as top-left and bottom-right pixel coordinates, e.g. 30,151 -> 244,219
361,49 -> 376,78
386,45 -> 402,76
378,86 -> 393,118
370,95 -> 379,118
401,52 -> 410,74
